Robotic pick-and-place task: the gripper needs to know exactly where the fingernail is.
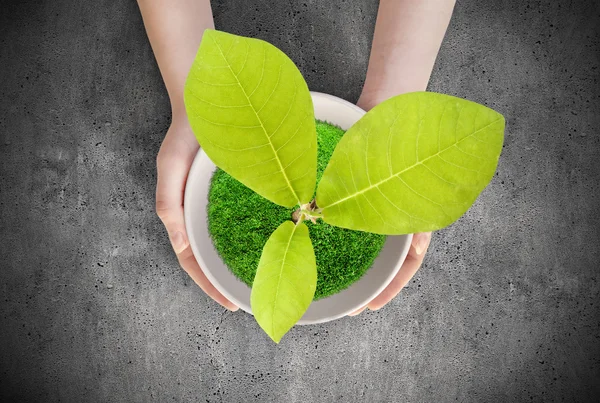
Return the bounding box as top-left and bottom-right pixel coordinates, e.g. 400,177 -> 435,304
348,306 -> 367,316
415,233 -> 431,255
171,231 -> 188,254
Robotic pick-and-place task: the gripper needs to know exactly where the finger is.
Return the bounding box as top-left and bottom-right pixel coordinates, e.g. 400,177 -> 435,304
177,245 -> 239,311
156,132 -> 237,311
367,232 -> 432,311
348,305 -> 367,316
155,144 -> 195,254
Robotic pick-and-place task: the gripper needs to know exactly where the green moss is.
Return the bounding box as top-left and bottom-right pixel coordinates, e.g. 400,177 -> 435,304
207,120 -> 387,299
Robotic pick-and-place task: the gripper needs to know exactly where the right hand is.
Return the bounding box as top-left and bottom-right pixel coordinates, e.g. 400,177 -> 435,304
156,113 -> 238,311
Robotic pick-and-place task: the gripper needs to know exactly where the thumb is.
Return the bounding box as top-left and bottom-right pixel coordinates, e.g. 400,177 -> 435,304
367,232 -> 432,311
156,145 -> 193,254
156,128 -> 238,312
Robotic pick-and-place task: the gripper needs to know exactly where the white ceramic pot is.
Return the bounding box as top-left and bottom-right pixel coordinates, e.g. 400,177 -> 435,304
184,92 -> 413,324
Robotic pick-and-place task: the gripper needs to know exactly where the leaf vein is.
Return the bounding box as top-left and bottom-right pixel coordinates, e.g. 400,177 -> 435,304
210,35 -> 300,204
188,92 -> 250,109
270,224 -> 298,336
248,43 -> 267,98
321,117 -> 502,209
396,175 -> 451,219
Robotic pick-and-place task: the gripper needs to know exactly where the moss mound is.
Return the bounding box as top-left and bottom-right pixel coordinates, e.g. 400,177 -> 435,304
207,120 -> 386,299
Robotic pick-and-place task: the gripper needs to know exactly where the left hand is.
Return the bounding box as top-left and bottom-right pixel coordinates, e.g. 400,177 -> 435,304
348,232 -> 432,315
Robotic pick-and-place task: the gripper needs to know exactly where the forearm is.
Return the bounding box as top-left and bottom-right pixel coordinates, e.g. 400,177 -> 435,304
137,0 -> 214,118
358,0 -> 455,110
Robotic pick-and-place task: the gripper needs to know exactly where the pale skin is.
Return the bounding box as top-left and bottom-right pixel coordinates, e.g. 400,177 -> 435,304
137,0 -> 455,314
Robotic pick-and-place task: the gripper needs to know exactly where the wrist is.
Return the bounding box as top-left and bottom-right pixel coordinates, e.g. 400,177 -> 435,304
356,87 -> 385,112
357,83 -> 429,112
171,103 -> 189,128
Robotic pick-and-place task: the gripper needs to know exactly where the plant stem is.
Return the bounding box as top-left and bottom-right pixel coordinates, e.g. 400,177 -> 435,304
300,209 -> 322,219
291,199 -> 323,223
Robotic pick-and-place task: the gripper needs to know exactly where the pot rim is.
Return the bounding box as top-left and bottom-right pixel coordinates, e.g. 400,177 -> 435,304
184,91 -> 413,324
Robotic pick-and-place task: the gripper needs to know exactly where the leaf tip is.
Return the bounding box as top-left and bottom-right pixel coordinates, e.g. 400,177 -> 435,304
269,333 -> 283,344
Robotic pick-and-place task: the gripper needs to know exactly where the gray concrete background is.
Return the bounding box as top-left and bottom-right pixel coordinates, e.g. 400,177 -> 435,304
1,0 -> 599,401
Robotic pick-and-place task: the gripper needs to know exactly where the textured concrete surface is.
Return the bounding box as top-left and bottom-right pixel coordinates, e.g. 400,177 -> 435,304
1,0 -> 599,401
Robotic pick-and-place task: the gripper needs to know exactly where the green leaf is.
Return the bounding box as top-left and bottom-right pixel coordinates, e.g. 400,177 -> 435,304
250,221 -> 316,343
316,92 -> 505,235
184,29 -> 317,207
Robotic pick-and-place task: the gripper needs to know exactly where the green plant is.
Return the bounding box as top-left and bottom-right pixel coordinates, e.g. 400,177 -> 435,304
184,30 -> 505,343
207,121 -> 387,300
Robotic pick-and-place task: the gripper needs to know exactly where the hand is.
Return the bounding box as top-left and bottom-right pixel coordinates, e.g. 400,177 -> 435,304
156,113 -> 238,311
349,232 -> 432,315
